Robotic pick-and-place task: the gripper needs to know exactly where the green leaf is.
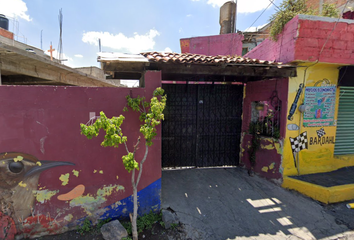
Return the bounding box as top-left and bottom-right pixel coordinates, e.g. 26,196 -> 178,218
269,0 -> 338,41
79,87 -> 166,173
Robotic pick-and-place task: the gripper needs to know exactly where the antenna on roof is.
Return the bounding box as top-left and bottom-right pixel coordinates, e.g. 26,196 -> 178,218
99,38 -> 101,52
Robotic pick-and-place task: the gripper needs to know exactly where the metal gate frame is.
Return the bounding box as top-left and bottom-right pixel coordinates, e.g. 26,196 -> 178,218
162,83 -> 243,168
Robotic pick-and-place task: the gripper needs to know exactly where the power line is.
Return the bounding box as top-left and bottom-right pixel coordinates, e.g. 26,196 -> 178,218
245,2 -> 272,32
301,1 -> 350,88
318,0 -> 350,59
268,0 -> 280,11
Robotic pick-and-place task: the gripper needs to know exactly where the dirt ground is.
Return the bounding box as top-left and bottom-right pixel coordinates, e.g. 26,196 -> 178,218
34,222 -> 186,240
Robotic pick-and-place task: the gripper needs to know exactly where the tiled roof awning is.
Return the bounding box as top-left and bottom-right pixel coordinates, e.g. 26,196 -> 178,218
141,52 -> 281,66
98,52 -> 297,81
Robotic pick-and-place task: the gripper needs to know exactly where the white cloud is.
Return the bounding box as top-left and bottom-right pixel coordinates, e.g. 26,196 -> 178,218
186,14 -> 192,17
82,29 -> 160,54
164,47 -> 172,52
121,80 -> 139,87
0,0 -> 31,21
75,54 -> 83,58
204,0 -> 272,13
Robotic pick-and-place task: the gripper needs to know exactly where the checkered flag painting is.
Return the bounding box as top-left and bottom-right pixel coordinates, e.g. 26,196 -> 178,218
316,128 -> 326,138
289,132 -> 308,167
290,131 -> 308,153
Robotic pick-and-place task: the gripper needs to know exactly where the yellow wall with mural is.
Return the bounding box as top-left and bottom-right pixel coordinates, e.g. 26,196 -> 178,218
283,63 -> 354,176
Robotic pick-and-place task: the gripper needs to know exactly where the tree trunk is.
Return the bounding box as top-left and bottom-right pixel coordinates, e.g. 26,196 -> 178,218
132,179 -> 138,240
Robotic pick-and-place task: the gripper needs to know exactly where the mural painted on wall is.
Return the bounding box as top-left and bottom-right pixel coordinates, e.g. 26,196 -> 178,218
309,128 -> 335,146
0,76 -> 163,239
303,86 -> 336,127
0,152 -> 74,238
289,128 -> 336,168
0,152 -> 133,239
289,131 -> 308,167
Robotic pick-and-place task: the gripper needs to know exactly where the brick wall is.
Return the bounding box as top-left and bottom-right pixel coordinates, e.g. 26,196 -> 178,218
324,0 -> 347,7
0,28 -> 13,39
295,16 -> 354,64
245,15 -> 354,65
306,0 -> 347,10
244,16 -> 299,62
306,0 -> 320,9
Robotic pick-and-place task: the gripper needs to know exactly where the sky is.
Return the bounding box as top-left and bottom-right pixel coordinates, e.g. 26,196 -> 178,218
0,0 -> 281,69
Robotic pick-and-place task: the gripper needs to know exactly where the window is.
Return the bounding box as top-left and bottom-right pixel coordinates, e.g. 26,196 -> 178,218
249,100 -> 281,138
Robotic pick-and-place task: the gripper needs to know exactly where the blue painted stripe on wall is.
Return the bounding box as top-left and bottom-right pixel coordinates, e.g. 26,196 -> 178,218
101,178 -> 161,220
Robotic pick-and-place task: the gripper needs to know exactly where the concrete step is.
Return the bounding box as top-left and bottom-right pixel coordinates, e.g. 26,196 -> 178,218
283,176 -> 354,204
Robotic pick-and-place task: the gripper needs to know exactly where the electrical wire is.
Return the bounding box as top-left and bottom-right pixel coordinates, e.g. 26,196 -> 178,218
268,0 -> 280,11
300,0 -> 350,85
318,0 -> 350,59
245,2 -> 273,32
293,0 -> 351,175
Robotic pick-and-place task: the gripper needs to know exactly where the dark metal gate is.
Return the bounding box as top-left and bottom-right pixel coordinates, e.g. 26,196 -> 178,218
162,84 -> 243,168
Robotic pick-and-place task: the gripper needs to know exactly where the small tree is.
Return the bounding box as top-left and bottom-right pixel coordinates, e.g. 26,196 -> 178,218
80,87 -> 166,240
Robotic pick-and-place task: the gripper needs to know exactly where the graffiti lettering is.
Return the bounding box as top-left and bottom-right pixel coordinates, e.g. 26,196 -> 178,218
309,136 -> 335,146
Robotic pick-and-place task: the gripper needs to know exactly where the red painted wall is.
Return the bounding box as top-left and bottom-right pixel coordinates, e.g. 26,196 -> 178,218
295,17 -> 354,64
245,15 -> 354,65
180,33 -> 244,56
0,71 -> 162,238
240,78 -> 289,180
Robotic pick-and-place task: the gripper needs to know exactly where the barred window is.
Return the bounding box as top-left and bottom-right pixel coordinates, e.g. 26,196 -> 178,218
249,100 -> 281,139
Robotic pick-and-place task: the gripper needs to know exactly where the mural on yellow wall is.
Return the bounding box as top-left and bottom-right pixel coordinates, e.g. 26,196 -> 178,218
303,86 -> 336,127
282,63 -> 354,176
309,128 -> 335,146
289,131 -> 308,167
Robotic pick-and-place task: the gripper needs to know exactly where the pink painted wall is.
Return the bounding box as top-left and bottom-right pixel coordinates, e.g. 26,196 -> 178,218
0,71 -> 162,239
180,33 -> 244,56
240,78 -> 289,180
245,15 -> 354,65
244,16 -> 299,63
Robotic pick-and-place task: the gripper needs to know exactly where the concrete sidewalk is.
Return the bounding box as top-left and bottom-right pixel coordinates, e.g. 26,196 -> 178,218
161,168 -> 354,240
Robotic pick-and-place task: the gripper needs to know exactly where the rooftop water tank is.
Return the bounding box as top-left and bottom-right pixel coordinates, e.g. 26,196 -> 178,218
220,1 -> 236,34
0,14 -> 9,30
